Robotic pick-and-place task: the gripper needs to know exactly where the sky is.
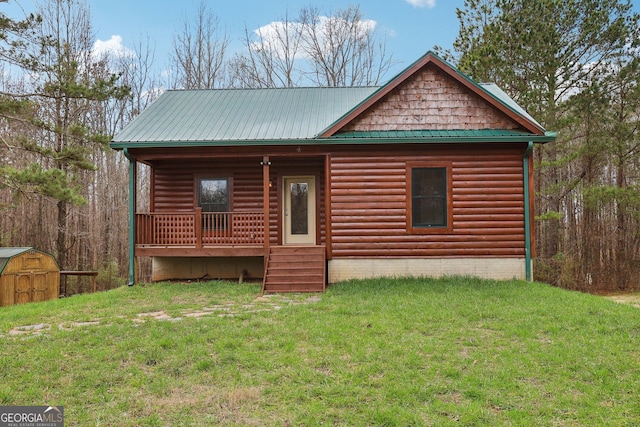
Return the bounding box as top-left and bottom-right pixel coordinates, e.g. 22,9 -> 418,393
3,0 -> 466,81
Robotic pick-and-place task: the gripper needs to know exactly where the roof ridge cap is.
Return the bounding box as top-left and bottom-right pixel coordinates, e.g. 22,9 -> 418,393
166,86 -> 380,93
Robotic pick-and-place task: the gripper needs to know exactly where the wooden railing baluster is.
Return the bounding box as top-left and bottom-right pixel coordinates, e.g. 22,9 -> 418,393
134,211 -> 264,247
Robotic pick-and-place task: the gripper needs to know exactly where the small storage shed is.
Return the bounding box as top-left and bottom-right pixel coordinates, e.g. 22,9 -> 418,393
0,247 -> 60,307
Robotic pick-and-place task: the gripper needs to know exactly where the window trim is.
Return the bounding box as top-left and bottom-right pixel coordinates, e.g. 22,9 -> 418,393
406,161 -> 453,234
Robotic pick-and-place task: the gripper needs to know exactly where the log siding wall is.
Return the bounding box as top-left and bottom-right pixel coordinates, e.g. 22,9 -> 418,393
144,142 -> 528,258
152,160 -> 266,212
329,144 -> 526,258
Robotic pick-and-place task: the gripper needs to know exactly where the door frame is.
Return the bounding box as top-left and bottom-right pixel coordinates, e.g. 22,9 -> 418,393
282,175 -> 317,245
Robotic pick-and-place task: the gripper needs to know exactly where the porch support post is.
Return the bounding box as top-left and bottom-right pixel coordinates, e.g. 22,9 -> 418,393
123,148 -> 136,286
195,207 -> 203,248
261,156 -> 271,249
523,141 -> 534,281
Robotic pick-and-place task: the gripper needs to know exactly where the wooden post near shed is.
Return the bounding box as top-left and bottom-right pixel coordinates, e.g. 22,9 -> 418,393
60,271 -> 98,294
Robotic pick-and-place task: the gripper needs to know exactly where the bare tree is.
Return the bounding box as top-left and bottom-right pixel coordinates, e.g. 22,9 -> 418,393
299,5 -> 394,87
90,36 -> 160,278
230,5 -> 394,88
109,35 -> 163,120
229,11 -> 302,88
169,1 -> 229,89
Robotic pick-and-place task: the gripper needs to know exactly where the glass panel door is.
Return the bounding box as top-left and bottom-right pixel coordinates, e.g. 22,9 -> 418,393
290,182 -> 308,235
283,176 -> 316,245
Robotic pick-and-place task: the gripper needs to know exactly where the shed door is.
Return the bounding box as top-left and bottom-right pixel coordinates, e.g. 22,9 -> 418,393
32,273 -> 48,302
283,176 -> 316,245
13,273 -> 49,304
15,274 -> 32,305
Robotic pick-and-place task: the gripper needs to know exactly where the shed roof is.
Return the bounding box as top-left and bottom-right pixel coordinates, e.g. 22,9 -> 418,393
0,246 -> 34,258
0,247 -> 59,275
0,247 -> 33,274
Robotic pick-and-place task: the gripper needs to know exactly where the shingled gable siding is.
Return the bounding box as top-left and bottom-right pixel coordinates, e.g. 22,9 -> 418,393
329,144 -> 526,258
342,63 -> 520,132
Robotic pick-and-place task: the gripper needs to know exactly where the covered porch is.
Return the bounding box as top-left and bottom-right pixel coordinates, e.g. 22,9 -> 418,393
123,150 -> 329,286
125,153 -> 278,263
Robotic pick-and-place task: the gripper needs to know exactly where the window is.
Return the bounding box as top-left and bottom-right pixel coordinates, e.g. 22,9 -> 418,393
407,162 -> 452,233
199,178 -> 229,212
198,178 -> 229,230
289,182 -> 309,235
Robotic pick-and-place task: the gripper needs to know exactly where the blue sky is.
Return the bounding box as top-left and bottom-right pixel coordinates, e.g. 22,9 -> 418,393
90,0 -> 465,75
4,0 -> 466,79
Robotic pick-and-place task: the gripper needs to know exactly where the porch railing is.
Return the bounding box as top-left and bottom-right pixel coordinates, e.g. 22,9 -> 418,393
135,210 -> 264,247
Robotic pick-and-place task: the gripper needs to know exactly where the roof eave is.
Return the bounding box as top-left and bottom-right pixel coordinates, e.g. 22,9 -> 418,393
109,132 -> 557,150
110,139 -> 316,149
326,132 -> 556,144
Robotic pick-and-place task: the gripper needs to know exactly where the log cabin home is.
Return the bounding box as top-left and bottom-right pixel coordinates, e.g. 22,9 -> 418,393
110,51 -> 556,292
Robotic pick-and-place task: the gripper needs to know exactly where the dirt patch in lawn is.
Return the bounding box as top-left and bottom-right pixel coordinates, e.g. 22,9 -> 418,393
600,293 -> 640,308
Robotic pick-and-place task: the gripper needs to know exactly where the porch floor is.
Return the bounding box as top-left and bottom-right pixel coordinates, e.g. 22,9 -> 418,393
136,245 -> 266,258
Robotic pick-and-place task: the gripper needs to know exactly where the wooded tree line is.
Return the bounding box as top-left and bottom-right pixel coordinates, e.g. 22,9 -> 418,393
1,0 -> 638,290
0,0 -> 393,285
442,0 -> 640,291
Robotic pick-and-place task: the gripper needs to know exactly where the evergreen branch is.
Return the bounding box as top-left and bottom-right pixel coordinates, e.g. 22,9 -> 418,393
0,135 -> 14,150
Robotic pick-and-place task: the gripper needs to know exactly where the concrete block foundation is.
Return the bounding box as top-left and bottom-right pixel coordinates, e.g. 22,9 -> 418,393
328,258 -> 528,283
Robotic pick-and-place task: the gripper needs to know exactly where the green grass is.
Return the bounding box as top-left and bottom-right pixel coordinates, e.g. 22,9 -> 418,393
1,277 -> 639,426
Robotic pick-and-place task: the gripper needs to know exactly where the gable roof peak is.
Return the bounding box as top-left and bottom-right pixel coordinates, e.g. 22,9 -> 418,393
318,50 -> 546,137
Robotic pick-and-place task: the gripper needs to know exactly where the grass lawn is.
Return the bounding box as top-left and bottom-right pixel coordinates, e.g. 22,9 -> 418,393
1,276 -> 639,426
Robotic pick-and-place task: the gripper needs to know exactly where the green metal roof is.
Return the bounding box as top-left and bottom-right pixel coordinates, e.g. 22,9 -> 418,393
111,51 -> 555,149
112,87 -> 378,145
111,85 -> 551,149
112,130 -> 556,149
479,83 -> 543,130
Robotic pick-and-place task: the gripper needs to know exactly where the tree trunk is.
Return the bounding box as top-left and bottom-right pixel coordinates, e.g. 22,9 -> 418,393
56,200 -> 67,269
615,160 -> 627,289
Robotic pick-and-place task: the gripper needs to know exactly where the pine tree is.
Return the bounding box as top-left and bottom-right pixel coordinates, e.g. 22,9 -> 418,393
449,0 -> 640,289
0,0 -> 129,268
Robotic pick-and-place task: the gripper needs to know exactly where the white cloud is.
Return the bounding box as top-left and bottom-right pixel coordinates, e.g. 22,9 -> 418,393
92,35 -> 135,60
252,15 -> 379,60
252,20 -> 305,58
405,0 -> 436,8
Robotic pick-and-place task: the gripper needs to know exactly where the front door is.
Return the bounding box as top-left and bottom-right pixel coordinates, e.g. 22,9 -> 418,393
283,176 -> 316,245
